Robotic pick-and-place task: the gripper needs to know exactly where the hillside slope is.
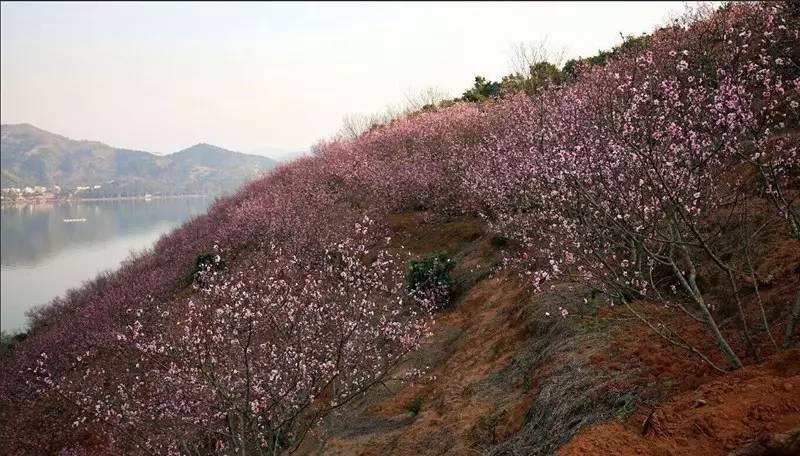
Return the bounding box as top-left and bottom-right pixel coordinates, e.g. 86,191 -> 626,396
299,212 -> 800,456
1,3 -> 798,455
0,123 -> 275,195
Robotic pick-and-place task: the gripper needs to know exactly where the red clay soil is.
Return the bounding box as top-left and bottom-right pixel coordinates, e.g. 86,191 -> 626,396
302,214 -> 539,454
315,272 -> 537,455
560,349 -> 800,456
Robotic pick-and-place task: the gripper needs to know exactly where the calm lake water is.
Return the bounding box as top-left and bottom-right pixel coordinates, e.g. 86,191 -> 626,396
1,198 -> 211,333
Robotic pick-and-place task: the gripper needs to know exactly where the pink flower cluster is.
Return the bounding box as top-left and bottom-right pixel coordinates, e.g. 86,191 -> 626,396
29,221 -> 437,454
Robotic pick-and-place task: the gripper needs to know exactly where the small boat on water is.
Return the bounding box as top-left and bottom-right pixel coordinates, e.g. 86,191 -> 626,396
63,218 -> 87,223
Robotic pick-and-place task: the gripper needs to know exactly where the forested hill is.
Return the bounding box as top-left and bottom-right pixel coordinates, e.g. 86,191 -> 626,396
1,123 -> 275,196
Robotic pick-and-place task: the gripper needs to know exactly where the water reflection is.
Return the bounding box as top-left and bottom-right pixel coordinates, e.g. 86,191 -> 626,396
1,198 -> 211,332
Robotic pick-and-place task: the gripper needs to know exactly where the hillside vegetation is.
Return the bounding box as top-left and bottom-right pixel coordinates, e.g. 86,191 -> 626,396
0,124 -> 275,196
1,3 -> 799,455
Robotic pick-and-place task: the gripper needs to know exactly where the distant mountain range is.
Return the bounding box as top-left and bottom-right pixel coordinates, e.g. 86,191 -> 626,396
0,124 -> 276,196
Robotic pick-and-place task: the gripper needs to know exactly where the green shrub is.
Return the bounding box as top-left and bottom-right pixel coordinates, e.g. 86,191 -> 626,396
462,76 -> 503,102
406,253 -> 456,306
188,251 -> 225,284
490,236 -> 509,248
0,331 -> 27,360
406,394 -> 424,415
502,61 -> 563,97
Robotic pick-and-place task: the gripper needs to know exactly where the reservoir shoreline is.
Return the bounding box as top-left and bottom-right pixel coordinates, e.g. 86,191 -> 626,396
1,193 -> 210,208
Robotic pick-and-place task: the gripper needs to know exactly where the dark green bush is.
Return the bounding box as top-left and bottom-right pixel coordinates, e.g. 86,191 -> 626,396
406,253 -> 456,306
490,236 -> 509,248
188,251 -> 225,284
0,331 -> 27,360
462,76 -> 503,102
406,395 -> 424,415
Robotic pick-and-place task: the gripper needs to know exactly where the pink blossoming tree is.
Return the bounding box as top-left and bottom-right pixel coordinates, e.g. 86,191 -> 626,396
32,220 -> 436,454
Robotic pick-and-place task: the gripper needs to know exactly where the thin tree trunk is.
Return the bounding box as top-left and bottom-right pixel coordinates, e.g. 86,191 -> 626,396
725,269 -> 761,362
671,241 -> 743,369
745,244 -> 778,351
784,291 -> 800,348
690,273 -> 744,369
789,211 -> 800,241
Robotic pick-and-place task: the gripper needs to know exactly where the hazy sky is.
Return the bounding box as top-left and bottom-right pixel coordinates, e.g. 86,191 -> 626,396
1,1 -> 694,158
